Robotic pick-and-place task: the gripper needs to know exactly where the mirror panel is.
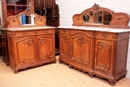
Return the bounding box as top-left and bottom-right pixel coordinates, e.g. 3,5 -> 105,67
83,10 -> 111,25
21,14 -> 36,25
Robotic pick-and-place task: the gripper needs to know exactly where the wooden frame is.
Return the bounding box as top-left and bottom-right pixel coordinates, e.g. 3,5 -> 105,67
7,8 -> 46,27
72,3 -> 130,29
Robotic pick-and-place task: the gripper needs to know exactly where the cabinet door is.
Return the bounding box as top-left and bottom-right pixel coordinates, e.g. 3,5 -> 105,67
36,34 -> 55,61
70,33 -> 94,69
59,34 -> 70,62
95,39 -> 115,75
12,36 -> 36,66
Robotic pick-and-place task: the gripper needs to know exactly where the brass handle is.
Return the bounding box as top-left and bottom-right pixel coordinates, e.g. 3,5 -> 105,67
23,32 -> 28,35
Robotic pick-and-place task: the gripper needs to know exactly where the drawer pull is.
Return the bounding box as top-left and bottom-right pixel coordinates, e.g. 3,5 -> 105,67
23,32 -> 28,35
102,34 -> 108,38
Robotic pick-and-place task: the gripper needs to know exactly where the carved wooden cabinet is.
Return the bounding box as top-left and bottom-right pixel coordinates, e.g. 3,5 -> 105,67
2,0 -> 56,73
59,30 -> 70,64
1,30 -> 9,65
0,29 -> 2,56
94,31 -> 129,85
1,0 -> 35,65
70,30 -> 95,76
59,28 -> 130,85
60,29 -> 95,76
7,28 -> 56,73
59,4 -> 130,85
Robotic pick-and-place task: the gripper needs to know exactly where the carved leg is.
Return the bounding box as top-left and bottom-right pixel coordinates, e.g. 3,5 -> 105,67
69,65 -> 73,69
108,79 -> 116,86
109,82 -> 115,86
89,74 -> 94,78
14,70 -> 18,74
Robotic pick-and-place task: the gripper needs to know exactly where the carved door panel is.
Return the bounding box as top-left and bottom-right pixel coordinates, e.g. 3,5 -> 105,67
95,39 -> 115,75
59,34 -> 70,61
70,33 -> 94,68
13,36 -> 36,66
36,34 -> 55,61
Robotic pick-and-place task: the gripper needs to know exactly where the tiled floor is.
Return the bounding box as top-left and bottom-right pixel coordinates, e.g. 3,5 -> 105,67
0,56 -> 130,87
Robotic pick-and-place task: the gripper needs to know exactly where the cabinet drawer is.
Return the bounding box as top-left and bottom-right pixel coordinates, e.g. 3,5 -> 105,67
59,29 -> 70,34
35,30 -> 55,35
95,32 -> 117,40
70,30 -> 94,37
8,30 -> 55,37
9,31 -> 35,37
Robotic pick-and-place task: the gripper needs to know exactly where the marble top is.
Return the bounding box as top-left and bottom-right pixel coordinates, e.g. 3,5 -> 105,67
58,26 -> 130,33
3,26 -> 56,31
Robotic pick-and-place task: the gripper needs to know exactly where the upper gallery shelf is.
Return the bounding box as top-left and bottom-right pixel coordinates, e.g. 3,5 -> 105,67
72,3 -> 130,29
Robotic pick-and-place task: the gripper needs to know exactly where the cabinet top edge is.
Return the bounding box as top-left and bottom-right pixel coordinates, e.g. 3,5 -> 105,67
2,26 -> 56,31
58,26 -> 130,33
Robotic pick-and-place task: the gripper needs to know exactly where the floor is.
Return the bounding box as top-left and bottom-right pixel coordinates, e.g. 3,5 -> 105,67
0,56 -> 130,87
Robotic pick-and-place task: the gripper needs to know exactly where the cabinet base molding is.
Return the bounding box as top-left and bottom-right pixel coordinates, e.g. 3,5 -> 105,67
11,58 -> 56,74
94,69 -> 127,86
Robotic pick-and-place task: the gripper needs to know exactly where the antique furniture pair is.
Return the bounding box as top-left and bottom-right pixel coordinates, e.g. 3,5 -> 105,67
2,2 -> 130,86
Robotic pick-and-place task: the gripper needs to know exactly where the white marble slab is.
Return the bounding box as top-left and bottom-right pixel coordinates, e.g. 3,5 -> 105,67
58,26 -> 130,33
4,26 -> 56,31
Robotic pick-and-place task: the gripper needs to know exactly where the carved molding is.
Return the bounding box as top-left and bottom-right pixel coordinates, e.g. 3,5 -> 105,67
95,42 -> 111,71
7,8 -> 46,27
73,3 -> 130,29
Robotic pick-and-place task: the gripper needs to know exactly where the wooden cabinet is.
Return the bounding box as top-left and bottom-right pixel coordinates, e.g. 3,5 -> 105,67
0,30 -> 2,56
70,30 -> 95,76
59,29 -> 95,76
7,29 -> 56,73
2,0 -> 56,73
1,0 -> 34,65
59,4 -> 130,85
59,30 -> 70,64
59,28 -> 129,85
94,32 -> 129,85
1,30 -> 9,65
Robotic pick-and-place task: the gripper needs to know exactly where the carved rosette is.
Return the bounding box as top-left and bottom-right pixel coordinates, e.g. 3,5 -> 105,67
63,36 -> 69,43
76,35 -> 86,46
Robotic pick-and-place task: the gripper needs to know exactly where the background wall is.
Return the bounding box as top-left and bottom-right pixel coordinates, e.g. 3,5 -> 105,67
56,0 -> 130,78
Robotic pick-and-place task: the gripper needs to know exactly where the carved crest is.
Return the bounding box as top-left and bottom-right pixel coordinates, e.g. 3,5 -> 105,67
73,4 -> 130,29
7,8 -> 46,27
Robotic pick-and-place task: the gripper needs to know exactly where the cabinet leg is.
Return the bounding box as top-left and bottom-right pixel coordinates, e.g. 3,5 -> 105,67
14,70 -> 18,74
69,65 -> 73,69
89,74 -> 94,78
109,82 -> 115,86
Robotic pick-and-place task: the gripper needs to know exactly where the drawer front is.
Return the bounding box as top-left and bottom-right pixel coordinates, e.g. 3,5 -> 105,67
59,29 -> 70,34
70,30 -> 94,37
35,30 -> 55,35
95,32 -> 117,40
9,31 -> 35,37
8,30 -> 55,37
